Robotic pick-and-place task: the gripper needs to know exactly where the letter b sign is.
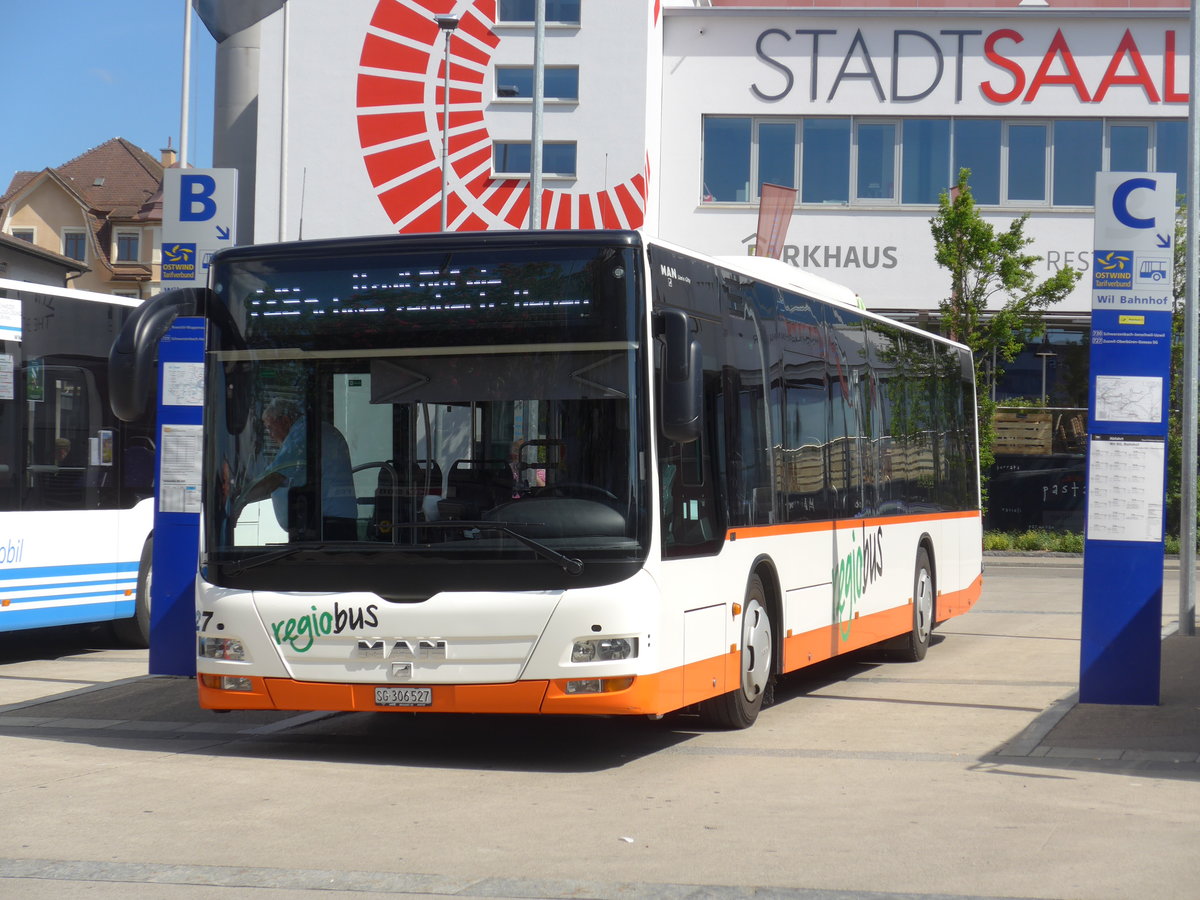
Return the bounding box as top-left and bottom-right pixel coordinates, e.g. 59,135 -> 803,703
180,174 -> 217,222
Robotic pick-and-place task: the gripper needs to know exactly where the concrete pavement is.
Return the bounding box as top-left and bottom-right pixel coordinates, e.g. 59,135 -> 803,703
0,558 -> 1198,899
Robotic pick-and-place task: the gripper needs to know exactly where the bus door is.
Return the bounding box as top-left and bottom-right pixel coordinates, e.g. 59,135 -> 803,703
826,309 -> 870,652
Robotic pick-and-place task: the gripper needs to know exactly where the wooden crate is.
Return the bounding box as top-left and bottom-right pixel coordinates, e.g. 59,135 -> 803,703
993,410 -> 1053,456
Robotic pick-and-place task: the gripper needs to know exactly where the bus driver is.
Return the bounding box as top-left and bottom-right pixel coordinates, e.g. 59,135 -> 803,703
232,398 -> 358,540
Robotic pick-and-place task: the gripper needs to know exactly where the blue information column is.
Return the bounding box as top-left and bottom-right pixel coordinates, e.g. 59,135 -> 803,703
149,317 -> 206,676
1081,173 -> 1176,705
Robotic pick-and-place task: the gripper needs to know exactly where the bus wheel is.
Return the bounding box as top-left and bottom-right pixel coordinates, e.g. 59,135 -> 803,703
897,547 -> 934,662
113,536 -> 152,648
698,574 -> 773,729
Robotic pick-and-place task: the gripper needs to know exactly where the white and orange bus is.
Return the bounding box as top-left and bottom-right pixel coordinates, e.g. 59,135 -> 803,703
113,230 -> 981,728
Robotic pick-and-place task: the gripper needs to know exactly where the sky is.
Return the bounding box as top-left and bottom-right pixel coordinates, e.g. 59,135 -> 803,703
0,0 -> 217,191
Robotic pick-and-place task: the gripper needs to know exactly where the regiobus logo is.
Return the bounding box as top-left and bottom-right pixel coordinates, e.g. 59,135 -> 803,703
356,0 -> 652,233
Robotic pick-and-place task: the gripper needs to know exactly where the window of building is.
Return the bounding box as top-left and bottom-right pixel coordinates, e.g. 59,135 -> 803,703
492,141 -> 577,177
495,66 -> 579,101
855,121 -> 897,203
702,117 -> 751,202
700,115 -> 1183,209
953,119 -> 1001,205
11,228 -> 34,243
756,121 -> 796,194
1156,120 -> 1187,184
62,230 -> 87,262
801,118 -> 850,204
1052,120 -> 1102,206
901,119 -> 949,205
497,0 -> 580,24
115,231 -> 139,263
1004,122 -> 1048,205
1109,123 -> 1150,172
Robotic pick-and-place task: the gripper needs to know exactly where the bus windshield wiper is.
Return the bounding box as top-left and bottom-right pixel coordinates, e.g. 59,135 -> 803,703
221,542 -> 350,574
388,521 -> 584,575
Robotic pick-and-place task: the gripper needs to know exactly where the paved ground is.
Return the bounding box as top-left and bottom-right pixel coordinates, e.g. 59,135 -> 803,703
0,557 -> 1197,900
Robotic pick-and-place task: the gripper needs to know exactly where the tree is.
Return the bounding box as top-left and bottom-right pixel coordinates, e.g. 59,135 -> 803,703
1166,193 -> 1187,535
929,168 -> 1082,504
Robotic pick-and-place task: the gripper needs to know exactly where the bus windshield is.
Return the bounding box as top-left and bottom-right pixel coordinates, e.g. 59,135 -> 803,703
203,237 -> 648,595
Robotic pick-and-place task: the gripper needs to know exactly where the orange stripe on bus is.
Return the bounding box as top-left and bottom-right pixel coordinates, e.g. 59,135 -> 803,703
196,577 -> 983,717
728,509 -> 980,541
781,574 -> 982,672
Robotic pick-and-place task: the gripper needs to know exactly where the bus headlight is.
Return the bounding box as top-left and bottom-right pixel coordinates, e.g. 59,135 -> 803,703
199,636 -> 247,661
571,637 -> 638,663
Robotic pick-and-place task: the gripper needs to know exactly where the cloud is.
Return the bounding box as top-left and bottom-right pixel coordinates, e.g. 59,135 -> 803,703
88,68 -> 116,84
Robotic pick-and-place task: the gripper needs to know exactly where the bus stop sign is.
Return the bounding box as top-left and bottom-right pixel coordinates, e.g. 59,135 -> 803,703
1082,172 -> 1176,705
162,169 -> 237,287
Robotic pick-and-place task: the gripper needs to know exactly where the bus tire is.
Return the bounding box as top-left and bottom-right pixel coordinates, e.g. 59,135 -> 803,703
113,536 -> 152,648
897,546 -> 934,662
698,574 -> 773,729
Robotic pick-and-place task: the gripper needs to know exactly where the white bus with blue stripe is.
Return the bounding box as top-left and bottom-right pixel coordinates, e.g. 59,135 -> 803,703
0,278 -> 154,644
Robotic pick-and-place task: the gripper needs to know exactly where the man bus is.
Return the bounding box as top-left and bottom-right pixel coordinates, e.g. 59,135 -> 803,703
110,230 -> 981,728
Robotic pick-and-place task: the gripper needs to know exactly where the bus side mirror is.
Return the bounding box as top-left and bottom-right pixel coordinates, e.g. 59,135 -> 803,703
657,308 -> 702,444
108,288 -> 206,422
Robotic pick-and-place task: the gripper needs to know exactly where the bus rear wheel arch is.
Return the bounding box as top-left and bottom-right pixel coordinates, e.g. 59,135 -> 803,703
896,543 -> 935,662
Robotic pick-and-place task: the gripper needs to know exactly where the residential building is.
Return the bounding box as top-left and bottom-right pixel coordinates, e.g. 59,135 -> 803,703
0,138 -> 174,298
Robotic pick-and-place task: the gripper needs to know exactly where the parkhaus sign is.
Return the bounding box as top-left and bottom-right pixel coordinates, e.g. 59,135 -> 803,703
750,23 -> 1189,108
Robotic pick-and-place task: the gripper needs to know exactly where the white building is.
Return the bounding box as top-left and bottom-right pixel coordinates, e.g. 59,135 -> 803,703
198,0 -> 1189,404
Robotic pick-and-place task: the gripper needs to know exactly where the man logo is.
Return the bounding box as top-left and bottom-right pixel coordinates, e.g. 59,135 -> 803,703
356,638 -> 447,661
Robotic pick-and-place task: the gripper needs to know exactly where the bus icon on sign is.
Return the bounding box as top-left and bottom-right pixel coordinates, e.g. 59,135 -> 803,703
1138,259 -> 1169,282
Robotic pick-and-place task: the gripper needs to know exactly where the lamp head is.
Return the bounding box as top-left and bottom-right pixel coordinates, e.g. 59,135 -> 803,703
435,14 -> 460,31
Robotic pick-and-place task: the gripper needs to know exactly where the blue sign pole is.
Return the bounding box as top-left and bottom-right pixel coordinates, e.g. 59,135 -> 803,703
148,317 -> 206,676
1081,173 -> 1176,705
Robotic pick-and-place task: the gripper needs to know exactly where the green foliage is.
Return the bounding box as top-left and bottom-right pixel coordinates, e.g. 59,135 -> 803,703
983,530 -> 1183,554
1166,193 -> 1187,537
982,531 -> 1012,551
998,397 -> 1049,409
930,168 -> 1081,510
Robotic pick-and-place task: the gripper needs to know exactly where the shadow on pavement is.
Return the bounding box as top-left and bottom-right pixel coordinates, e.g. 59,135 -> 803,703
981,632 -> 1200,782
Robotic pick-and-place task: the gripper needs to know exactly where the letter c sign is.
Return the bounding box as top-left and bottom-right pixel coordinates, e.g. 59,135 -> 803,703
1112,177 -> 1157,230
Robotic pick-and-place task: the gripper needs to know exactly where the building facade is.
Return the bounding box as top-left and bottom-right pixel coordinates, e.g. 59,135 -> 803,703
0,138 -> 172,298
201,0 -> 1188,411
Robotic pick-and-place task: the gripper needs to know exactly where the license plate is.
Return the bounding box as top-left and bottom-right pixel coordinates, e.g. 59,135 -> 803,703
375,686 -> 433,707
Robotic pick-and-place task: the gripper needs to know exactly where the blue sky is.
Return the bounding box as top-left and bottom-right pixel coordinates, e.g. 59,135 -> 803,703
0,1 -> 216,190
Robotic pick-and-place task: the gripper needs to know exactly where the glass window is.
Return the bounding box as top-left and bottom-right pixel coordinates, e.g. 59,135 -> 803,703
115,232 -> 139,262
954,120 -> 1001,205
492,141 -> 577,177
1053,119 -> 1101,206
1156,120 -> 1186,183
1110,123 -> 1150,171
498,0 -> 580,24
63,231 -> 86,261
757,121 -> 796,194
801,118 -> 850,204
1006,123 -> 1047,203
494,66 -> 578,101
12,229 -> 34,243
703,117 -> 751,202
901,119 -> 950,205
856,122 -> 896,201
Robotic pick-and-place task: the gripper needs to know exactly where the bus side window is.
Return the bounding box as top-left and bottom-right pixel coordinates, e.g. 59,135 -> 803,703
658,344 -> 719,559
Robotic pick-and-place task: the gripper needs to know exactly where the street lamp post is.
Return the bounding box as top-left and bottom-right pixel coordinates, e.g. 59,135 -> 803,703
1036,346 -> 1057,406
435,14 -> 459,232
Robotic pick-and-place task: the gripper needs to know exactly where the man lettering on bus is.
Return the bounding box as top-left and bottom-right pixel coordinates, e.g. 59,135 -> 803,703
234,398 -> 357,540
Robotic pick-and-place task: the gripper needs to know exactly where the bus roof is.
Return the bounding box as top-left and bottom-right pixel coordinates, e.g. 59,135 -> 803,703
0,277 -> 143,308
